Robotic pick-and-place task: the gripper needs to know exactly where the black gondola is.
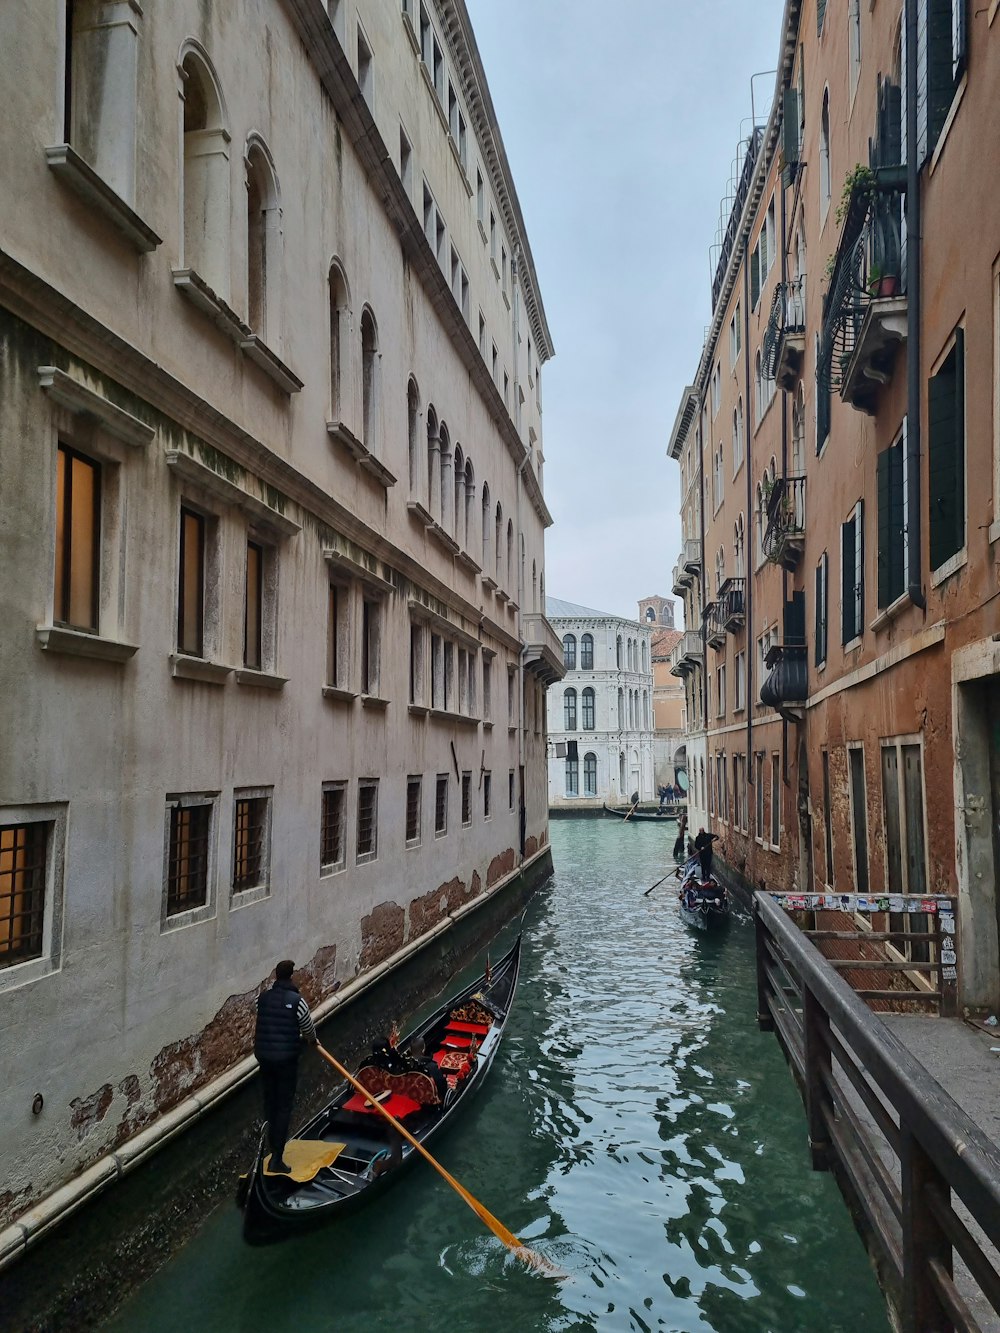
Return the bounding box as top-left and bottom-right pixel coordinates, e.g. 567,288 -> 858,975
675,855 -> 730,931
240,935 -> 522,1244
602,801 -> 687,823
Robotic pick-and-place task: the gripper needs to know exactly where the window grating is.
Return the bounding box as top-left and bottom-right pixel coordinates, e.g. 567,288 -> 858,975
435,775 -> 448,834
461,772 -> 471,825
357,782 -> 378,858
321,786 -> 345,870
0,823 -> 48,967
167,804 -> 211,915
406,778 -> 421,844
233,797 -> 267,891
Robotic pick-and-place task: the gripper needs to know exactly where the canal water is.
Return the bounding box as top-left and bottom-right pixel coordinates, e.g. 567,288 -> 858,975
107,819 -> 889,1332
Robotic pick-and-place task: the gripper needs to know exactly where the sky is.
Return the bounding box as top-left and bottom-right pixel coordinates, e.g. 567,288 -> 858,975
467,0 -> 785,625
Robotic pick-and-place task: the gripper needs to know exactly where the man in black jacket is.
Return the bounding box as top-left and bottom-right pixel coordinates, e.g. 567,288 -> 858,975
253,959 -> 317,1173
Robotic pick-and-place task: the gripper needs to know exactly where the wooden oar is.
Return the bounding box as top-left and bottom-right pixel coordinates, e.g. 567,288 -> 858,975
622,800 -> 639,823
643,871 -> 674,897
315,1043 -> 555,1274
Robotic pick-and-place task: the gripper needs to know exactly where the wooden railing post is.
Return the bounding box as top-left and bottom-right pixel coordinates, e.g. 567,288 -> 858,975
754,904 -> 775,1032
802,985 -> 832,1171
900,1126 -> 952,1332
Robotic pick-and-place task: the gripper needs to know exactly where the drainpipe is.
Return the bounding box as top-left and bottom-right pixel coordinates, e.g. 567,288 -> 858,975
904,0 -> 924,608
516,448 -> 530,861
780,166 -> 790,786
743,243 -> 754,790
696,398 -> 708,756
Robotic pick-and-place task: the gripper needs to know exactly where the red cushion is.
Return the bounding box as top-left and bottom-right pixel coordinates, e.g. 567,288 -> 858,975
446,1020 -> 491,1035
343,1092 -> 423,1117
434,1050 -> 472,1076
441,1034 -> 472,1049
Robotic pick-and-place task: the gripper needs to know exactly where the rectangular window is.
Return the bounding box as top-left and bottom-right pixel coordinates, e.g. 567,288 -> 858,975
177,506 -> 205,656
734,651 -> 746,711
928,329 -> 966,572
841,501 -> 864,644
431,633 -> 443,708
821,751 -> 834,886
432,37 -> 443,100
492,344 -> 499,383
357,780 -> 378,861
770,753 -> 781,847
54,443 -> 101,632
233,794 -> 269,893
509,768 -> 515,811
327,583 -> 349,689
166,800 -> 212,916
457,112 -> 467,170
357,28 -> 373,108
406,776 -> 421,846
476,169 -> 484,223
419,2 -> 430,63
461,772 -> 472,825
729,303 -> 741,366
409,623 -> 424,705
877,425 -> 907,608
399,126 -> 412,193
435,774 -> 448,835
483,655 -> 492,720
244,539 -> 264,669
489,210 -> 497,262
483,771 -> 492,818
448,81 -> 458,137
458,648 -> 468,714
444,641 -> 454,710
815,553 -> 828,667
755,752 -> 764,839
816,336 -> 830,452
361,598 -> 380,696
882,740 -> 928,898
0,822 -> 48,967
565,757 -> 579,796
847,746 -> 869,893
717,664 -> 726,717
508,671 -> 515,725
478,313 -> 487,357
321,782 -> 346,873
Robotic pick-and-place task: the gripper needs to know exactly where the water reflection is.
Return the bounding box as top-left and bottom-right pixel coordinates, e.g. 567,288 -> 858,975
108,819 -> 887,1333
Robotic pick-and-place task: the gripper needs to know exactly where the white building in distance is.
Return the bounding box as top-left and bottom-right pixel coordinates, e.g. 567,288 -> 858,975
0,0 -> 564,1250
545,598 -> 655,810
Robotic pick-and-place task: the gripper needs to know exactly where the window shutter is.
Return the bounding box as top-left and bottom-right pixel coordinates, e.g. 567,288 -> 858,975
877,447 -> 892,608
889,432 -> 906,603
785,589 -> 805,644
928,333 -> 964,570
926,0 -> 957,155
814,558 -> 827,665
817,379 -> 830,453
855,500 -> 864,635
751,247 -> 761,309
783,89 -> 800,166
841,514 -> 857,643
818,0 -> 828,34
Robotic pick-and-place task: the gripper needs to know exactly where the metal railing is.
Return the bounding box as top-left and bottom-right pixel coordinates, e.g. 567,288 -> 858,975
716,576 -> 745,631
763,476 -> 806,565
762,276 -> 806,382
755,891 -> 1000,1332
759,642 -> 807,708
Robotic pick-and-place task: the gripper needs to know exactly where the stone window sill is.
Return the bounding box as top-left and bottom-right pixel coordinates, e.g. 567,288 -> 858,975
170,654 -> 232,684
408,704 -> 429,716
929,548 -> 967,590
161,902 -> 216,933
401,7 -> 420,55
36,625 -> 138,662
430,708 -> 479,727
456,551 -> 481,575
327,421 -> 396,488
230,884 -> 270,910
989,518 -> 1000,545
361,694 -> 390,710
483,720 -> 494,730
45,144 -> 161,252
481,574 -> 498,591
871,590 -> 916,632
322,685 -> 357,703
172,269 -> 302,395
407,498 -> 436,527
37,367 -> 154,447
427,521 -> 460,556
478,219 -> 488,245
235,668 -> 287,690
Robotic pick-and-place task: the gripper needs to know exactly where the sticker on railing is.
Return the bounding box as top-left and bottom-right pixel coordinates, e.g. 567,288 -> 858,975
768,891 -> 954,914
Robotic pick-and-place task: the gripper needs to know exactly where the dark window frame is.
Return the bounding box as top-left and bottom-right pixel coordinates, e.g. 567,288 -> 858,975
406,776 -> 422,845
178,505 -> 206,657
321,782 -> 346,873
0,821 -> 48,968
166,800 -> 212,916
356,779 -> 379,861
55,441 -> 102,633
244,538 -> 265,669
232,794 -> 268,893
434,773 -> 448,836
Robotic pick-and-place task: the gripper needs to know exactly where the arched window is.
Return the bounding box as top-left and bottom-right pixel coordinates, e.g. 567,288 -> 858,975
616,635 -> 623,670
733,398 -> 744,473
562,634 -> 577,670
563,687 -> 577,730
426,406 -> 439,517
506,519 -> 513,587
495,502 -> 503,581
617,687 -> 624,729
565,755 -> 579,797
716,547 -> 725,592
642,641 -> 648,674
329,262 -> 350,422
464,458 -> 474,548
582,687 -> 595,729
792,383 -> 806,475
755,481 -> 766,564
629,690 -> 635,729
407,378 -> 420,497
820,90 -> 831,219
580,633 -> 594,670
181,47 -> 230,297
245,137 -> 281,343
531,560 -> 537,610
540,570 -> 545,605
619,751 -> 625,793
735,513 -> 745,578
438,422 -> 450,527
643,690 -> 649,728
754,350 -> 764,425
361,307 -> 379,454
583,752 -> 598,797
452,443 -> 464,540
481,482 -> 491,570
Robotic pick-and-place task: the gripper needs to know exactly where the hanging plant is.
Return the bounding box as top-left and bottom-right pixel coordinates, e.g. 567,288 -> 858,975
835,163 -> 877,227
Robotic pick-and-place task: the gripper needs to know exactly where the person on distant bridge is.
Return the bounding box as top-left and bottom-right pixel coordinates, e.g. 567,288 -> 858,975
253,959 -> 317,1174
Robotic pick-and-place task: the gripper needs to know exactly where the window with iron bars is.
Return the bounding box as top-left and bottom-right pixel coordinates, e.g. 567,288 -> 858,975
166,801 -> 212,915
233,795 -> 268,892
321,783 -> 346,873
435,774 -> 448,835
461,772 -> 472,826
406,776 -> 422,846
357,781 -> 378,861
0,822 -> 48,968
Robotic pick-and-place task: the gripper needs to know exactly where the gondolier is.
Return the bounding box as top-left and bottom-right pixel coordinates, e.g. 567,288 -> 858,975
254,959 -> 318,1174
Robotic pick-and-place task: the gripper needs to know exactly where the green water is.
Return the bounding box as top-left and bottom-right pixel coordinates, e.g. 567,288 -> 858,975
107,820 -> 889,1332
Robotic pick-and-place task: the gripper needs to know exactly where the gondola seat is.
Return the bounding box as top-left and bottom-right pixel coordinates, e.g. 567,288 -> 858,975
348,1065 -> 441,1110
445,1020 -> 492,1036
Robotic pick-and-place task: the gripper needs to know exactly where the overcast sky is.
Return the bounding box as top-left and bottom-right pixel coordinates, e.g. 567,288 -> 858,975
468,0 -> 785,625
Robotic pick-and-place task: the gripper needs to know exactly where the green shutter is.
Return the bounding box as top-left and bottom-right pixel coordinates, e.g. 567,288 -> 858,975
818,0 -> 828,35
842,516 -> 857,643
927,0 -> 957,153
856,500 -> 864,634
877,448 -> 891,608
815,558 -> 827,666
751,247 -> 761,308
783,89 -> 800,166
889,437 -> 906,603
928,333 -> 964,571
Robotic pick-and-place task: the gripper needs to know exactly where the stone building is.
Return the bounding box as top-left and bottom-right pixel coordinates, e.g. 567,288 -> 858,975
0,0 -> 564,1250
668,0 -> 1000,1011
650,625 -> 685,789
545,597 -> 655,810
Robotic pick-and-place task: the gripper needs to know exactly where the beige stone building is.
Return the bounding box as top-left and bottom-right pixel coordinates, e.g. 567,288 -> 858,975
0,0 -> 563,1250
669,0 -> 1000,1011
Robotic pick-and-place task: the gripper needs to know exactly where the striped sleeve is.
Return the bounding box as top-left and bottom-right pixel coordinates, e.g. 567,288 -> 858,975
296,997 -> 317,1041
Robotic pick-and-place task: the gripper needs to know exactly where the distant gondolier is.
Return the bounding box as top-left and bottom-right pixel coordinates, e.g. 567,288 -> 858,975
254,959 -> 317,1174
673,812 -> 688,861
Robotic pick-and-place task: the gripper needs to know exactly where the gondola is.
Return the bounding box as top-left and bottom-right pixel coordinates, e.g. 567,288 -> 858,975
240,935 -> 522,1244
602,801 -> 687,823
676,855 -> 730,931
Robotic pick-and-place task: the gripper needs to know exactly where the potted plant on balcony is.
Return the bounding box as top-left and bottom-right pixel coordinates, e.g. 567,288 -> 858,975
867,261 -> 899,299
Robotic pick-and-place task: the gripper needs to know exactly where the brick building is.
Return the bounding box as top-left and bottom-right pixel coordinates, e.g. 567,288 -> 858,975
669,0 -> 1000,1011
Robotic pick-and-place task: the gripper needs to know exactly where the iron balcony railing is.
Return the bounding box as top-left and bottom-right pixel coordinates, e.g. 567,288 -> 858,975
759,642 -> 807,712
762,477 -> 806,568
711,126 -> 764,313
705,601 -> 726,650
670,630 -> 703,678
819,180 -> 906,399
681,538 -> 702,577
762,276 -> 806,390
717,576 -> 745,632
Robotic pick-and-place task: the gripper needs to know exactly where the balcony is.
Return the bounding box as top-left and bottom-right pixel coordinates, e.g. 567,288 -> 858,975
682,538 -> 702,578
717,576 -> 745,631
672,559 -> 692,596
521,611 -> 566,685
669,630 -> 704,678
759,643 -> 807,723
705,602 -> 726,650
762,277 -> 806,392
820,176 -> 907,415
762,477 -> 806,570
